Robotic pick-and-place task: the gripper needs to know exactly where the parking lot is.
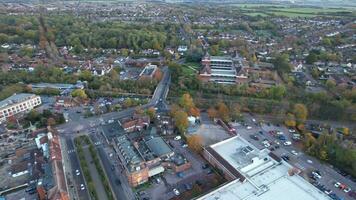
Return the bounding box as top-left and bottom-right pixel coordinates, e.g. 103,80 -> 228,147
235,114 -> 356,200
191,112 -> 231,145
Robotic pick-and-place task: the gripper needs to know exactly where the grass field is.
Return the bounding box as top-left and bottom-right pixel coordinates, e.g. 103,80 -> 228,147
235,4 -> 355,18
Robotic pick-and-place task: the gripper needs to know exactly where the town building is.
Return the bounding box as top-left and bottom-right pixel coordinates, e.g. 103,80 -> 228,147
113,133 -> 190,187
119,114 -> 150,133
199,54 -> 248,84
0,93 -> 41,123
199,136 -> 331,200
138,64 -> 161,80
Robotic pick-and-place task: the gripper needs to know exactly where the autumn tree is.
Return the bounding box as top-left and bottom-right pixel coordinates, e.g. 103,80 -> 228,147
173,110 -> 189,134
179,93 -> 195,112
47,117 -> 56,127
293,103 -> 308,124
207,107 -> 218,119
189,107 -> 200,117
217,102 -> 230,122
146,107 -> 156,120
284,113 -> 296,127
187,135 -> 203,153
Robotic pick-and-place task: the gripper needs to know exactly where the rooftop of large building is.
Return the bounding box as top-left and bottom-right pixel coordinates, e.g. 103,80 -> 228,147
145,137 -> 173,158
198,136 -> 331,200
0,93 -> 38,109
115,135 -> 144,172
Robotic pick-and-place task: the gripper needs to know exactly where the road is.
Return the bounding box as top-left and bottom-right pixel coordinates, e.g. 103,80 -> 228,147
234,114 -> 356,200
65,137 -> 90,200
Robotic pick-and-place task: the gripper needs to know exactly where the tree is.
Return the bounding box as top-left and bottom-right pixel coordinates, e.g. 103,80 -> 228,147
71,89 -> 87,99
123,98 -> 133,108
47,117 -> 56,127
79,70 -> 93,81
207,107 -> 218,119
293,103 -> 308,123
109,69 -> 119,81
187,135 -> 203,153
189,107 -> 200,117
273,54 -> 292,74
146,107 -> 156,120
173,110 -> 189,134
179,93 -> 195,112
217,102 -> 230,122
306,52 -> 318,64
210,45 -> 219,56
231,104 -> 242,121
269,85 -> 286,100
326,79 -> 336,88
284,113 -> 296,127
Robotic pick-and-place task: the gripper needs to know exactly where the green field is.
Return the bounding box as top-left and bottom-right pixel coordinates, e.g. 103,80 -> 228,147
236,4 -> 355,18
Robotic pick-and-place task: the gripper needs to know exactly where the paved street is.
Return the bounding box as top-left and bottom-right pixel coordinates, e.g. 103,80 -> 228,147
65,137 -> 90,200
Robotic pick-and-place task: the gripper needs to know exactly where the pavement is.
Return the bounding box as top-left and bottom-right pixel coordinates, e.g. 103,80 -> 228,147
234,113 -> 356,200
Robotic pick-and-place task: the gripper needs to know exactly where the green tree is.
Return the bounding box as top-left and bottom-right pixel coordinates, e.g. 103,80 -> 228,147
273,54 -> 292,74
71,89 -> 87,99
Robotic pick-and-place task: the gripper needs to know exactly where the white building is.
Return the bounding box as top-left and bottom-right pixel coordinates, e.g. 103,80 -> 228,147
200,136 -> 331,200
0,93 -> 41,122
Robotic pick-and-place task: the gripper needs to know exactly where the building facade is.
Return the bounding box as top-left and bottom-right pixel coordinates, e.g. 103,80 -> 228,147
0,93 -> 41,122
199,54 -> 248,84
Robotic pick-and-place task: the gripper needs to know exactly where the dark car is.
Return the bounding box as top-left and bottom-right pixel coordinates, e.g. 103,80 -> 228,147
184,183 -> 193,191
250,135 -> 259,141
202,164 -> 209,169
281,155 -> 290,161
196,180 -> 203,186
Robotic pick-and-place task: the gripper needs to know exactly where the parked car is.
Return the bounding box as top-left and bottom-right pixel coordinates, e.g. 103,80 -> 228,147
344,187 -> 351,193
184,183 -> 193,191
291,150 -> 298,156
202,164 -> 209,169
284,141 -> 292,146
174,136 -> 181,140
281,155 -> 290,161
289,129 -> 296,133
312,171 -> 322,179
246,126 -> 252,130
334,182 -> 341,188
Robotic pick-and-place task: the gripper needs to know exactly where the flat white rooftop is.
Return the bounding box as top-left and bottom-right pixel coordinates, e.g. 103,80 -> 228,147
198,136 -> 331,200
